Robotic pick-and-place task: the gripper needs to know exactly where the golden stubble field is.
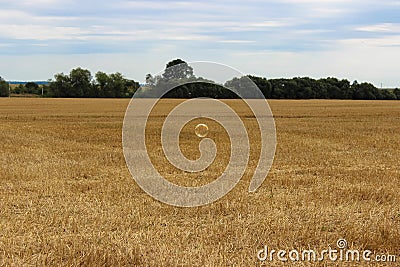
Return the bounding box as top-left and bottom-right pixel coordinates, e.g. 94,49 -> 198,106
0,98 -> 399,266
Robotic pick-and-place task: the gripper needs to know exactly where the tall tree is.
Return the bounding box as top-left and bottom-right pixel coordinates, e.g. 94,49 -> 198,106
163,59 -> 194,80
70,68 -> 92,97
109,72 -> 125,98
95,71 -> 110,97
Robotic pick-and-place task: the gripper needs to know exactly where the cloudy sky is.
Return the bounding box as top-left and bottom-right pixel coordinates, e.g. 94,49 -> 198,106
0,0 -> 399,87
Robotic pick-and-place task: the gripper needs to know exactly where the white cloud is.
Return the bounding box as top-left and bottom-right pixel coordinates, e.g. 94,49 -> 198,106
217,40 -> 255,44
338,35 -> 400,47
310,7 -> 348,17
249,21 -> 289,27
356,23 -> 400,33
0,25 -> 88,40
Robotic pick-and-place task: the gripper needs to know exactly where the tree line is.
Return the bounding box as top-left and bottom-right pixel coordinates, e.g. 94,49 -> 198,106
250,76 -> 400,100
2,59 -> 400,100
141,59 -> 400,100
46,68 -> 140,98
3,68 -> 140,98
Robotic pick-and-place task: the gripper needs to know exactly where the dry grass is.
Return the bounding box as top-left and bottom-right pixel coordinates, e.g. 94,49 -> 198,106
0,98 -> 399,266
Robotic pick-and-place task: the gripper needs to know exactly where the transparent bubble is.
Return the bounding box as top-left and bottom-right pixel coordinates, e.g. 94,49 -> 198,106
195,123 -> 209,138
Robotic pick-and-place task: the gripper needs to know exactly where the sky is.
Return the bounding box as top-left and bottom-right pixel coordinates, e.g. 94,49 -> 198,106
0,0 -> 400,87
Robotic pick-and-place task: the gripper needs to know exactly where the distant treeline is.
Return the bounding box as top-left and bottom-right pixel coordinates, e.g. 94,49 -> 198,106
2,69 -> 140,98
1,59 -> 400,100
140,59 -> 400,100
250,76 -> 400,100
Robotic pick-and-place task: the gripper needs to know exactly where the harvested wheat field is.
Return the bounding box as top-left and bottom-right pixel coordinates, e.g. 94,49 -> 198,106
0,98 -> 399,266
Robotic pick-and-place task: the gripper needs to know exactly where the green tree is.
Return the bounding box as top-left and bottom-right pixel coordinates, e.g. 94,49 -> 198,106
249,75 -> 272,98
70,68 -> 92,97
0,77 -> 9,97
94,71 -> 110,97
270,79 -> 286,99
283,80 -> 298,98
294,77 -> 316,99
109,72 -> 125,98
94,71 -> 138,98
352,82 -> 380,100
163,59 -> 194,80
49,73 -> 71,97
124,79 -> 140,97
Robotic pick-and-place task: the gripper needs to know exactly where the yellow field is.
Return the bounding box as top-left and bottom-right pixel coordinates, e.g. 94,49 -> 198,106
0,98 -> 399,266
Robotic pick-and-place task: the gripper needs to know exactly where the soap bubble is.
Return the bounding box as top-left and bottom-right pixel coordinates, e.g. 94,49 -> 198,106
195,123 -> 209,138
